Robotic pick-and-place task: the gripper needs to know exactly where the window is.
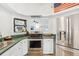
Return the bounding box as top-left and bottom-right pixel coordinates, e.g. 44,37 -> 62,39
14,18 -> 27,33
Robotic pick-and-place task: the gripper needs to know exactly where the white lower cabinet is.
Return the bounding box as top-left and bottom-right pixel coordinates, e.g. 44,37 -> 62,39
2,39 -> 54,56
1,39 -> 28,56
43,39 -> 54,54
21,39 -> 28,55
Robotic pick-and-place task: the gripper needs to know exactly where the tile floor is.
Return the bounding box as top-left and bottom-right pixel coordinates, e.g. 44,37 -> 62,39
56,44 -> 79,56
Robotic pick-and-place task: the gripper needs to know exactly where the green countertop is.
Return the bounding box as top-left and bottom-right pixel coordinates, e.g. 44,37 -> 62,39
0,34 -> 56,55
0,36 -> 27,55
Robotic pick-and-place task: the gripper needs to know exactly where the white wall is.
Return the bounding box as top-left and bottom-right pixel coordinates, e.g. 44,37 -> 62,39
0,5 -> 57,37
7,3 -> 52,16
0,6 -> 12,37
48,17 -> 57,34
0,5 -> 31,37
27,17 -> 57,34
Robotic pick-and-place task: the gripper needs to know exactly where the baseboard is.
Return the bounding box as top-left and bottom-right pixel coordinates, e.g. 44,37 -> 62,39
43,53 -> 54,56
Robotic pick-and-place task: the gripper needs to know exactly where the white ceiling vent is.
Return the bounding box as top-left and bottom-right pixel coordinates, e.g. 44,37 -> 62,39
31,15 -> 42,18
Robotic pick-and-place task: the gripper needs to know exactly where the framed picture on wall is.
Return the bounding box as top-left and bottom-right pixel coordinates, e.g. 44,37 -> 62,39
14,18 -> 27,33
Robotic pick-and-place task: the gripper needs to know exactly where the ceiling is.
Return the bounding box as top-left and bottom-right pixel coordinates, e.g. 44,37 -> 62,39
0,3 -> 79,17
4,3 -> 53,16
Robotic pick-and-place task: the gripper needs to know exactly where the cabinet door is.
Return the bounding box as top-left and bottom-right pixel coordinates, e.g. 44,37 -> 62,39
21,39 -> 28,55
1,45 -> 19,56
14,42 -> 23,56
1,48 -> 14,56
43,39 -> 54,54
2,39 -> 28,56
12,39 -> 28,56
2,40 -> 23,56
